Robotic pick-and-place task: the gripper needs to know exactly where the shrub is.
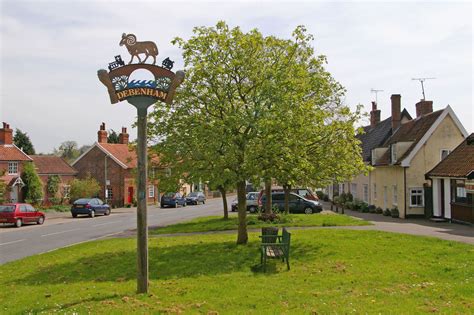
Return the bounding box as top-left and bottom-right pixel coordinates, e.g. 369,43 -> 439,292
360,203 -> 369,213
258,212 -> 280,222
375,207 -> 383,214
323,194 -> 329,202
344,201 -> 353,210
346,192 -> 354,202
21,162 -> 43,205
69,175 -> 101,202
383,208 -> 391,216
368,204 -> 376,212
333,196 -> 341,205
49,197 -> 61,205
339,192 -> 347,204
47,175 -> 61,201
391,207 -> 399,218
316,190 -> 324,199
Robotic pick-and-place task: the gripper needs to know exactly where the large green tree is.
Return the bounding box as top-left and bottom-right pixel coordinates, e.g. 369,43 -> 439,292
149,22 -> 366,244
13,129 -> 35,155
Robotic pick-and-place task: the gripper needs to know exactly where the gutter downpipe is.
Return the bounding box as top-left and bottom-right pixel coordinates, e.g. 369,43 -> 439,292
403,167 -> 407,219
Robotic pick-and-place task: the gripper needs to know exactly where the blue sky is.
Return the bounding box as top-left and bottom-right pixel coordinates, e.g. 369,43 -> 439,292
1,0 -> 472,153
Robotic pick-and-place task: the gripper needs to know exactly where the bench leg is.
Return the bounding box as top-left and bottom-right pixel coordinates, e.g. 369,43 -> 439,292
286,257 -> 290,270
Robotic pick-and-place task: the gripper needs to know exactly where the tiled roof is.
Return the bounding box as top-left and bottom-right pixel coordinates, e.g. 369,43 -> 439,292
98,143 -> 138,168
375,110 -> 443,165
0,144 -> 32,161
357,117 -> 393,162
30,155 -> 77,175
426,134 -> 474,178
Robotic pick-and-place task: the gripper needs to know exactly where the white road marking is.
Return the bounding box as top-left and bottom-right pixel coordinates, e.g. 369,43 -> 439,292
0,239 -> 25,246
41,228 -> 80,237
92,221 -> 121,227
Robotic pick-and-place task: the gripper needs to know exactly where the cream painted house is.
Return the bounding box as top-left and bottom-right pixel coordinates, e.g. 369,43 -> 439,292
370,100 -> 468,218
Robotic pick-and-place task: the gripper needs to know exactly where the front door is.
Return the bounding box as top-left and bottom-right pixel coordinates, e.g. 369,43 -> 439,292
10,186 -> 18,203
128,187 -> 134,204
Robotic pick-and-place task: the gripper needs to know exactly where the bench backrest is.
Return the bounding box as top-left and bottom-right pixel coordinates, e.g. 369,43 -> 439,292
282,228 -> 291,246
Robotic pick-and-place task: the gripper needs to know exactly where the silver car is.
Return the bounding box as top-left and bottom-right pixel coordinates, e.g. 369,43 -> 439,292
231,192 -> 260,213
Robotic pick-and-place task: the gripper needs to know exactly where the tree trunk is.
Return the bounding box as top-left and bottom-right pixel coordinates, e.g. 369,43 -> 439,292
265,178 -> 272,214
283,184 -> 291,215
218,185 -> 228,219
236,180 -> 248,244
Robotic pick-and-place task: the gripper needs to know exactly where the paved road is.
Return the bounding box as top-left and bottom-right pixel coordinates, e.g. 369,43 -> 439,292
0,197 -> 231,264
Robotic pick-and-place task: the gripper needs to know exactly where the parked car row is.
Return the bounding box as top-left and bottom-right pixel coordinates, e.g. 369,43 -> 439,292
161,191 -> 206,208
231,189 -> 323,214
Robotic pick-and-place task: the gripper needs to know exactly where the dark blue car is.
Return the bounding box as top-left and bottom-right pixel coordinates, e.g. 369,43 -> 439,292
71,198 -> 111,218
161,192 -> 187,208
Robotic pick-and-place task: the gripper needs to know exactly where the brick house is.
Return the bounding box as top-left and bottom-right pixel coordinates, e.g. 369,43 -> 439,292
0,122 -> 32,203
72,123 -> 159,207
29,155 -> 77,204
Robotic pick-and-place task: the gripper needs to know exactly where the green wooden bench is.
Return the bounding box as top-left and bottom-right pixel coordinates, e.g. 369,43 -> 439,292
260,227 -> 291,271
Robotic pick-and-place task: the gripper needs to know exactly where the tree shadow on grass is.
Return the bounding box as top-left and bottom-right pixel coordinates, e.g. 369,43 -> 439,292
13,240 -> 321,285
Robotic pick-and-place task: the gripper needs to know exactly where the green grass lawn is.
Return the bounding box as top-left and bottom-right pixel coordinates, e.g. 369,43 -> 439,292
151,213 -> 370,234
1,229 -> 473,314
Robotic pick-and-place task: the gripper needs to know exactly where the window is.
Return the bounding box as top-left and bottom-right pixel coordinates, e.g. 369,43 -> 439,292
63,185 -> 70,199
440,149 -> 450,161
26,205 -> 36,212
451,179 -> 467,204
106,187 -> 113,200
409,188 -> 424,207
373,184 -> 377,200
148,185 -> 155,198
363,184 -> 369,203
351,183 -> 357,198
392,185 -> 398,205
383,186 -> 388,209
391,144 -> 397,163
289,194 -> 299,201
273,194 -> 284,201
8,162 -> 18,175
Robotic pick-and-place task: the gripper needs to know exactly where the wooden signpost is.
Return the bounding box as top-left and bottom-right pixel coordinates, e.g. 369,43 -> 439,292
97,33 -> 184,293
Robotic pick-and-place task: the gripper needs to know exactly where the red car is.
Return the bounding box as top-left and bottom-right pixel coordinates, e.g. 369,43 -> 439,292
0,203 -> 45,228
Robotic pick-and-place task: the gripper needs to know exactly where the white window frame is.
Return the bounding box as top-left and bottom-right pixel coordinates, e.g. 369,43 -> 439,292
392,185 -> 398,205
106,187 -> 113,199
63,185 -> 70,199
351,183 -> 357,198
148,185 -> 155,198
440,149 -> 450,161
383,186 -> 388,209
409,187 -> 424,207
8,162 -> 18,175
363,184 -> 369,203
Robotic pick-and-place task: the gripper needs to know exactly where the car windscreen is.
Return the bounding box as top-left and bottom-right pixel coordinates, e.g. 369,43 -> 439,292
188,192 -> 198,197
0,206 -> 15,212
164,192 -> 175,197
74,199 -> 91,204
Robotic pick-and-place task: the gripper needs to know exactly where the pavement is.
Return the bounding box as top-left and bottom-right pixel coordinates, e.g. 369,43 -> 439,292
323,202 -> 474,245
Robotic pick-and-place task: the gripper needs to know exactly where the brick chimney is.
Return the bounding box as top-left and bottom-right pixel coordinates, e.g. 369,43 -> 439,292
0,122 -> 13,145
416,100 -> 433,118
391,94 -> 401,131
98,122 -> 108,143
119,127 -> 129,144
370,101 -> 381,127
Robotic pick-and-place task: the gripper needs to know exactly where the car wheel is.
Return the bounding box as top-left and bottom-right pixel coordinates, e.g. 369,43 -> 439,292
37,216 -> 45,225
15,218 -> 22,228
90,210 -> 95,218
105,208 -> 111,216
72,213 -> 77,218
304,207 -> 313,214
249,206 -> 256,213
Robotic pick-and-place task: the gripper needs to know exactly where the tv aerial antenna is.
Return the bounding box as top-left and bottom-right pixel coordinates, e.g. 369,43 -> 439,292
370,88 -> 383,104
412,77 -> 435,100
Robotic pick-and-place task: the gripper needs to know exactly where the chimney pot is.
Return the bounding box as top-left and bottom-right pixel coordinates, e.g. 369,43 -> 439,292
0,122 -> 13,145
391,94 -> 401,132
416,100 -> 433,117
119,126 -> 129,144
98,123 -> 108,143
370,102 -> 381,128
